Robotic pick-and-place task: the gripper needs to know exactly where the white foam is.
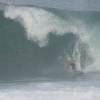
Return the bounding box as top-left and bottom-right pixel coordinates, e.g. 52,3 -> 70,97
0,82 -> 100,100
4,5 -> 87,47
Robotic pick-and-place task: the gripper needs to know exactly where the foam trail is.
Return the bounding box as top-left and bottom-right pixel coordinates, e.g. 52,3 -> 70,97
0,83 -> 100,100
4,5 -> 88,47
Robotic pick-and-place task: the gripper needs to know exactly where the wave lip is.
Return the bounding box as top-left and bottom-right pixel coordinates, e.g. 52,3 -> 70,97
4,5 -> 87,47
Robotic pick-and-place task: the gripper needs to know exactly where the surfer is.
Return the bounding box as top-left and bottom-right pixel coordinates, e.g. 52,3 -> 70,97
64,59 -> 76,71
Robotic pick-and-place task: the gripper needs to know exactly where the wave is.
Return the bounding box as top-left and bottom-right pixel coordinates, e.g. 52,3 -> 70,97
0,4 -> 100,80
4,6 -> 94,69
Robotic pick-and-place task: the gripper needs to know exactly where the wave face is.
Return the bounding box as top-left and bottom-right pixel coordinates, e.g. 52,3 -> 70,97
0,5 -> 100,81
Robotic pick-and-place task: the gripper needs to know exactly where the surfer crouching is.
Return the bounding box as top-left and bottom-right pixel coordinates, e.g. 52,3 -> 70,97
64,59 -> 76,71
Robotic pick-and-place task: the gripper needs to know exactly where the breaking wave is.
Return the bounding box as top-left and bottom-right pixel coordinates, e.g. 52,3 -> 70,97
0,4 -> 100,80
0,3 -> 100,100
4,6 -> 88,47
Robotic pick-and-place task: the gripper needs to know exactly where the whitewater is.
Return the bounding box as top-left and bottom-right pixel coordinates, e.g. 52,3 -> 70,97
0,81 -> 100,100
0,3 -> 100,100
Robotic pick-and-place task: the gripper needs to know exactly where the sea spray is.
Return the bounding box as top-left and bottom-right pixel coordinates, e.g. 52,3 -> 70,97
4,6 -> 88,47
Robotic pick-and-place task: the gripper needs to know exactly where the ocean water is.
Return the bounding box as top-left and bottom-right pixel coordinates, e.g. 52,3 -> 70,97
0,3 -> 100,100
0,81 -> 100,100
